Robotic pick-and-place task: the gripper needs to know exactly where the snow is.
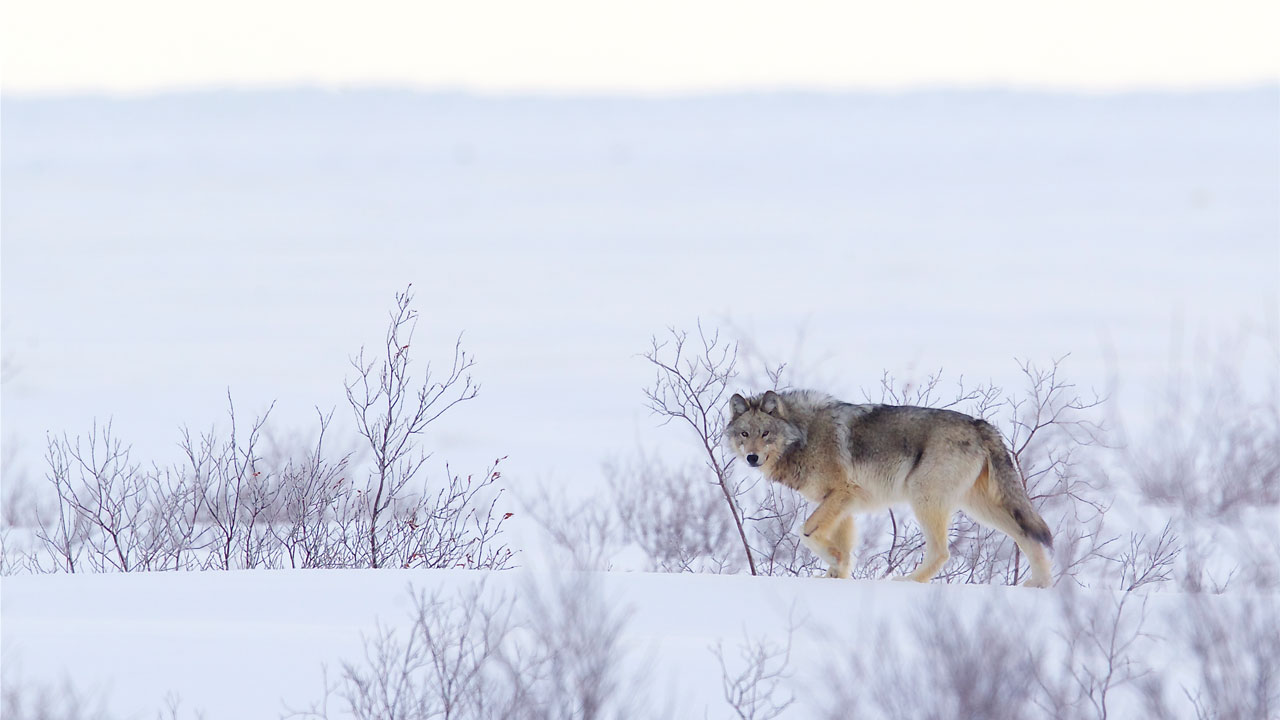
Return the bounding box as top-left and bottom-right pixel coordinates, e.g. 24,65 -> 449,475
0,567 -> 1193,718
6,566 -> 1273,717
1,88 -> 1277,717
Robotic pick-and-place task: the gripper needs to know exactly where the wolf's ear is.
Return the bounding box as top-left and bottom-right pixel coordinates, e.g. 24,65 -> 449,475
760,390 -> 786,418
730,393 -> 749,418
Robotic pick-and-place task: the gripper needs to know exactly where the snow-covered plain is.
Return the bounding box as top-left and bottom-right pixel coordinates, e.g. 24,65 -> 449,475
3,566 -> 1267,719
2,88 -> 1278,717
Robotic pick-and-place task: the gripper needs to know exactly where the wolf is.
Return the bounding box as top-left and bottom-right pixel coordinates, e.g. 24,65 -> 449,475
726,389 -> 1053,588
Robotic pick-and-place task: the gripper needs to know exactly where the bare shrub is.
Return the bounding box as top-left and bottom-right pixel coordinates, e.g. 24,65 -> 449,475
39,421 -> 155,573
1112,520 -> 1181,591
643,323 -> 756,575
34,399 -> 290,573
344,285 -> 481,569
712,621 -> 796,720
522,450 -> 760,574
289,582 -> 516,720
823,588 -> 1170,720
825,596 -> 1044,720
1041,586 -> 1162,720
0,668 -> 204,720
1126,333 -> 1279,517
517,483 -> 621,571
380,458 -> 514,571
744,481 -> 824,578
867,366 -> 1004,417
1118,329 -> 1279,593
1,667 -> 113,720
1181,592 -> 1279,720
2,448 -> 38,530
269,409 -> 355,568
509,572 -> 640,719
183,395 -> 278,570
32,456 -> 91,573
290,574 -> 645,720
13,287 -> 511,575
156,694 -> 207,720
606,452 -> 737,573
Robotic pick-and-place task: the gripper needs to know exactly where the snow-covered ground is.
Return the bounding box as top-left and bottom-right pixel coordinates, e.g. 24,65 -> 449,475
4,566 -> 1270,718
2,88 -> 1277,718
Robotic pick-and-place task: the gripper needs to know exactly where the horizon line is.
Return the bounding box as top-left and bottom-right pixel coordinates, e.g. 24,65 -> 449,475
4,80 -> 1278,103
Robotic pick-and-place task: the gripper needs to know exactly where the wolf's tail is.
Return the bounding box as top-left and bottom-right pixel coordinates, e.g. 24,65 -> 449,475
973,420 -> 1053,549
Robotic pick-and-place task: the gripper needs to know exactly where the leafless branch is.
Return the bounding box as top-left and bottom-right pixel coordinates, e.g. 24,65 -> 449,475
345,285 -> 479,568
643,323 -> 756,575
712,617 -> 797,720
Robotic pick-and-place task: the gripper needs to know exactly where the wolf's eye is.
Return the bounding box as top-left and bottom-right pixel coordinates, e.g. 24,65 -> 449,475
762,431 -> 769,438
740,431 -> 748,438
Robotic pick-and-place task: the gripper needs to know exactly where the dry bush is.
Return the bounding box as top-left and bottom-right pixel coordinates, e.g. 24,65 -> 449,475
344,286 -> 481,569
825,596 -> 1044,720
517,483 -> 621,571
1112,520 -> 1181,591
1,671 -> 112,720
291,582 -> 517,720
39,421 -> 165,573
181,395 -> 278,570
518,451 -> 740,573
1118,329 -> 1279,593
606,452 -> 738,573
643,323 -> 756,574
1125,333 -> 1279,517
824,588 -> 1172,720
154,695 -> 206,720
712,619 -> 797,720
1180,592 -> 1279,720
2,447 -> 39,530
268,409 -> 356,568
744,481 -> 824,578
0,668 -> 208,720
1040,586 -> 1164,720
508,573 -> 641,719
13,287 -> 512,575
289,574 -> 646,720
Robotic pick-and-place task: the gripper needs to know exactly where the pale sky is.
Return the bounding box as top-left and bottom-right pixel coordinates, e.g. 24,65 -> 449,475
2,0 -> 1278,95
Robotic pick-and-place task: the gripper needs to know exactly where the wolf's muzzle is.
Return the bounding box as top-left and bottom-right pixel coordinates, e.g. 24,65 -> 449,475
746,453 -> 760,466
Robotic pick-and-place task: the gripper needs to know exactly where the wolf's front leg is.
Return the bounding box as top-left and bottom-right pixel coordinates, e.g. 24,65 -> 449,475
802,491 -> 856,578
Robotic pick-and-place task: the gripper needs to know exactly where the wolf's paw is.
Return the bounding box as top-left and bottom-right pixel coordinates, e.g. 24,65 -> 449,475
891,574 -> 930,583
824,567 -> 850,579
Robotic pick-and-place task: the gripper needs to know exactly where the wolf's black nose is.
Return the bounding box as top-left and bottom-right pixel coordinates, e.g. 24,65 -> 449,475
746,453 -> 759,466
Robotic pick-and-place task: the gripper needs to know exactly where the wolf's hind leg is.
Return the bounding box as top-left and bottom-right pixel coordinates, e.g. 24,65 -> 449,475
895,502 -> 953,583
821,515 -> 856,578
962,491 -> 1054,588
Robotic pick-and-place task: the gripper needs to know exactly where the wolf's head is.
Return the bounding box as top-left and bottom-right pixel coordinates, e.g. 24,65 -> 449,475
725,390 -> 803,469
